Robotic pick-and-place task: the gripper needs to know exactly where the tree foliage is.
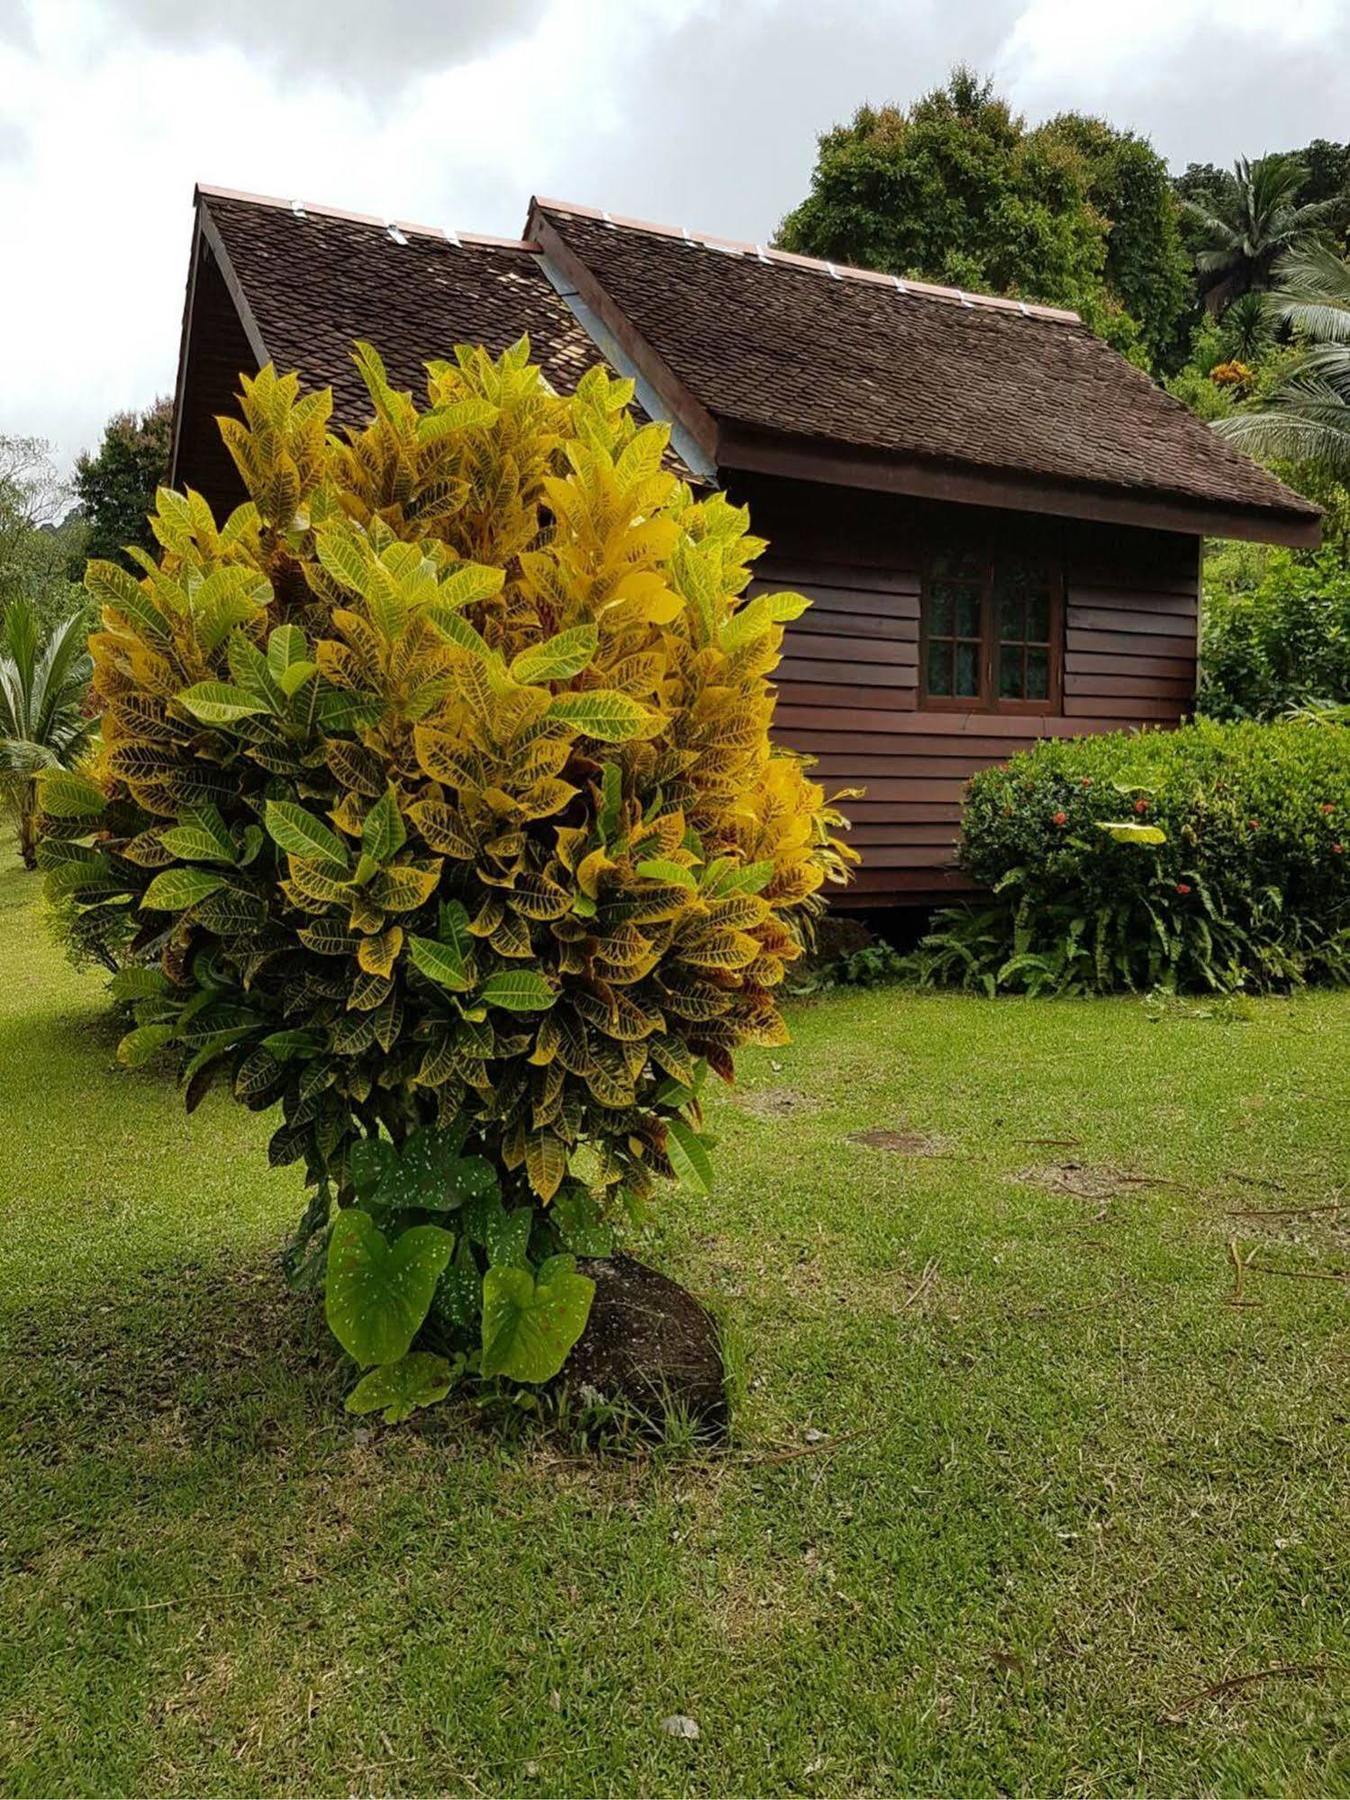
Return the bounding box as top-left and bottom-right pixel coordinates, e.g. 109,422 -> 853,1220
1199,548 -> 1350,721
0,435 -> 86,628
774,68 -> 1188,365
1216,242 -> 1350,482
40,338 -> 855,1416
73,399 -> 173,570
1181,155 -> 1343,315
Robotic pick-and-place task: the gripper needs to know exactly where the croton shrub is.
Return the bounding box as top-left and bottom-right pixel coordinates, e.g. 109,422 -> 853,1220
38,340 -> 854,1421
913,720 -> 1349,995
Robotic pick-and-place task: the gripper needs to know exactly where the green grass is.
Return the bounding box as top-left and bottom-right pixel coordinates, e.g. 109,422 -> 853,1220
1,851 -> 1347,1797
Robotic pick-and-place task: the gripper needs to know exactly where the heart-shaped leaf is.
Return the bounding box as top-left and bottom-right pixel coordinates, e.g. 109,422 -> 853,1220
369,1125 -> 498,1213
345,1351 -> 457,1424
480,1255 -> 595,1383
325,1209 -> 454,1366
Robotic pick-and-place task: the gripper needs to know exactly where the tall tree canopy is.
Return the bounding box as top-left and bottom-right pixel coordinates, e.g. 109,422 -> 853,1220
774,69 -> 1186,366
72,398 -> 172,569
1038,112 -> 1191,368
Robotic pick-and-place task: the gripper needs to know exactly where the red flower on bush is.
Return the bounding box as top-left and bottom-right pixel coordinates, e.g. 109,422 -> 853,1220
1133,797 -> 1150,815
1322,803 -> 1336,815
1052,810 -> 1068,827
1248,819 -> 1260,830
1175,882 -> 1191,896
1080,777 -> 1093,788
1334,843 -> 1345,856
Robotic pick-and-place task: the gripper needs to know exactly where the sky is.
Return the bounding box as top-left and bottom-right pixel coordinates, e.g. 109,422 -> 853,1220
1,0 -> 1347,474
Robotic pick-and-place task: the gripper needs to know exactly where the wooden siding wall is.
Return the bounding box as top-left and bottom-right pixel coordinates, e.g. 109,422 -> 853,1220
732,474 -> 1201,905
172,239 -> 254,513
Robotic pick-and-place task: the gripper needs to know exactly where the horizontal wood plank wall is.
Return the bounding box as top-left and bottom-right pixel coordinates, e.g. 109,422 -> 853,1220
731,474 -> 1200,906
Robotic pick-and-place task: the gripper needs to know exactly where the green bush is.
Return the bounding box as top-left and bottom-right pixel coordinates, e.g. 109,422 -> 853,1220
912,720 -> 1349,994
1199,549 -> 1350,720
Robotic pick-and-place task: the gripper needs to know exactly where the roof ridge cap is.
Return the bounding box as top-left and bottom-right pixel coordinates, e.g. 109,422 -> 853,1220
531,195 -> 1082,325
196,184 -> 539,254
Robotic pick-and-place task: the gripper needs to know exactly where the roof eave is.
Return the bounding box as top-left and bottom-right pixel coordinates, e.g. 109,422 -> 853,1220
713,423 -> 1323,549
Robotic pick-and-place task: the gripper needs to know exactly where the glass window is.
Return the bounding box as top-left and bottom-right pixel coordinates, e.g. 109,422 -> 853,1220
922,548 -> 1058,709
923,551 -> 986,698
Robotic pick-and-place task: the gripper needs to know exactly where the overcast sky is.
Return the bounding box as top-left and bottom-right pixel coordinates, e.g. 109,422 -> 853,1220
2,0 -> 1347,473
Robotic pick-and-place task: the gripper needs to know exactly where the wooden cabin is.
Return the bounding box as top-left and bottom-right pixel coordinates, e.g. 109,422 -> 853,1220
170,187 -> 1320,907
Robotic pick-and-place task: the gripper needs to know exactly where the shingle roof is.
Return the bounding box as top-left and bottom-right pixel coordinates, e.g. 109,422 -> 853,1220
199,188 -> 600,423
531,199 -> 1319,528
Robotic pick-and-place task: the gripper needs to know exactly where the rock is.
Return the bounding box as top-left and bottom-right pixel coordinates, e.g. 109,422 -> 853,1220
660,1715 -> 701,1740
563,1254 -> 729,1439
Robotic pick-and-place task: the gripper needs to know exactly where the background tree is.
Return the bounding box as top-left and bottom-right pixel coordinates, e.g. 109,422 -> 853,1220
1182,155 -> 1342,314
0,594 -> 93,868
1037,113 -> 1192,369
774,70 -> 1136,349
0,435 -> 86,626
73,398 -> 173,569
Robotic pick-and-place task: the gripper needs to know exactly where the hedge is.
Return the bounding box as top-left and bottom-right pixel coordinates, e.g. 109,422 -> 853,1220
912,719 -> 1350,995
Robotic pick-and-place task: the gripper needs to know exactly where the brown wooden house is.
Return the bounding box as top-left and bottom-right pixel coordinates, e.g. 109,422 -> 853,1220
171,186 -> 1320,906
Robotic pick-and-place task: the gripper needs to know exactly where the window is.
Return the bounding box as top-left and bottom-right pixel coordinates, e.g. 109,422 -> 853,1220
920,547 -> 1062,712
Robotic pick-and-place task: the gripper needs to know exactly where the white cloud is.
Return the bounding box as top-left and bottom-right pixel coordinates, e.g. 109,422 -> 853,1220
1,0 -> 1347,470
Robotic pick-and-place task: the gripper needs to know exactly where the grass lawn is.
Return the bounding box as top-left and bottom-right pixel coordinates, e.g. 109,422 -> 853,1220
1,849 -> 1347,1798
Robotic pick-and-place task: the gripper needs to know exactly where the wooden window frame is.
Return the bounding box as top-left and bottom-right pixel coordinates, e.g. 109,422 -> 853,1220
918,548 -> 1064,714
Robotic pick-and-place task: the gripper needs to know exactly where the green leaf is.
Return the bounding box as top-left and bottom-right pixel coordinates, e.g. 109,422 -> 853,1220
427,605 -> 496,662
108,966 -> 170,1002
140,867 -> 228,912
547,690 -> 657,742
409,934 -> 472,992
510,624 -> 599,685
178,682 -> 271,725
267,623 -> 310,684
159,824 -> 238,865
480,1257 -> 595,1383
636,857 -> 697,890
665,1117 -> 713,1193
553,1187 -> 616,1256
345,1351 -> 457,1424
116,1023 -> 175,1068
362,787 -> 407,865
324,1210 -> 455,1367
370,1125 -> 496,1213
37,769 -> 105,818
349,1137 -> 396,1199
1096,821 -> 1168,846
480,969 -> 556,1012
436,561 -> 504,611
264,800 -> 350,871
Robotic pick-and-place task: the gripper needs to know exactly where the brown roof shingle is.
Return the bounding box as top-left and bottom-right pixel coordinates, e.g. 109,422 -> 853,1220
532,199 -> 1318,527
200,188 -> 600,422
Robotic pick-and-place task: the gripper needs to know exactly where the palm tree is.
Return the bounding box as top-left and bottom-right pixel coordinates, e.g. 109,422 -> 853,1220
1216,241 -> 1350,481
0,595 -> 94,868
1183,155 -> 1342,315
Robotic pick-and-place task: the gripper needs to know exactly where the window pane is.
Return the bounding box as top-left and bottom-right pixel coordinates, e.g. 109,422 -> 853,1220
999,590 -> 1025,641
926,639 -> 952,695
955,587 -> 982,639
928,585 -> 954,637
954,642 -> 980,696
998,647 -> 1024,698
1026,648 -> 1049,699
